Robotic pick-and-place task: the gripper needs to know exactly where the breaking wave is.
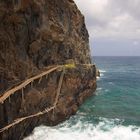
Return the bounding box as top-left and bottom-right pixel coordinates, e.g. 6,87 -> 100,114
24,118 -> 140,140
97,69 -> 106,80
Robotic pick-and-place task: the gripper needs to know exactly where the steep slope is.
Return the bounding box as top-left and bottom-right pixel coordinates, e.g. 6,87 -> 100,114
0,0 -> 97,139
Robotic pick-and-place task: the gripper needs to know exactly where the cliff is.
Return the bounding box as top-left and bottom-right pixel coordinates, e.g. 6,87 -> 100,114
0,0 -> 97,139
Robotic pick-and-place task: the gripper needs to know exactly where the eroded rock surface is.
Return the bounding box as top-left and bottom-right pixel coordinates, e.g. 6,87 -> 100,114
0,0 -> 97,139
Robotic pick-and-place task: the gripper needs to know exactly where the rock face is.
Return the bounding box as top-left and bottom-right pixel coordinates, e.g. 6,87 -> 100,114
0,0 -> 97,139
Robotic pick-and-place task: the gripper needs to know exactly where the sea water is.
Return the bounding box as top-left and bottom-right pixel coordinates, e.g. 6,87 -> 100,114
24,56 -> 140,140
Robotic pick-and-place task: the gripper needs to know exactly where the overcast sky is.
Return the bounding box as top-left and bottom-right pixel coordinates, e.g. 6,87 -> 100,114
74,0 -> 140,56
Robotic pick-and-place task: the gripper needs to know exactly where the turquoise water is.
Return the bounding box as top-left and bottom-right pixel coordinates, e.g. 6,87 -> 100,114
90,56 -> 140,126
25,57 -> 140,140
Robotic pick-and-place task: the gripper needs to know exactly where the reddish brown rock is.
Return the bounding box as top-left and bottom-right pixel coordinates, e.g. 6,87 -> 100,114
0,0 -> 97,139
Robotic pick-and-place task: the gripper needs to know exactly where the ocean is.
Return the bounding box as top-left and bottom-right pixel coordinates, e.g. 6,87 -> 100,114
24,56 -> 140,140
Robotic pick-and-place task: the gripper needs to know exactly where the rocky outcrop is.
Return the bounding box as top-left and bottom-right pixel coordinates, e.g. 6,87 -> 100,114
0,0 -> 97,139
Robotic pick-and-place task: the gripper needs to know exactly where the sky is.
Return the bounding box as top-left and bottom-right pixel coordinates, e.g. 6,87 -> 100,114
74,0 -> 140,56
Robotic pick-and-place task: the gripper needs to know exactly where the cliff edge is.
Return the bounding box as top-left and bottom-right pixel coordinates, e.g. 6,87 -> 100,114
0,0 -> 97,139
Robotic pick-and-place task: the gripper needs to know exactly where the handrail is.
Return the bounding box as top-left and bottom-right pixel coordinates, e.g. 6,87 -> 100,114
0,66 -> 61,104
0,63 -> 95,132
0,67 -> 65,133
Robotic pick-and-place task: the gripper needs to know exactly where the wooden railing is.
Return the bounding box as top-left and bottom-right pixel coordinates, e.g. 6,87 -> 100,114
0,65 -> 62,104
0,63 -> 95,133
0,66 -> 65,133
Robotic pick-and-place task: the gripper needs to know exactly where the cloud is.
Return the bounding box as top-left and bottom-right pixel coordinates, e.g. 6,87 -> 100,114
133,41 -> 139,46
74,0 -> 140,40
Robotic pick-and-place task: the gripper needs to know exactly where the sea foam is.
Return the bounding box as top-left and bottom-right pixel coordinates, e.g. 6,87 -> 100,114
99,70 -> 106,73
24,118 -> 140,140
97,69 -> 106,80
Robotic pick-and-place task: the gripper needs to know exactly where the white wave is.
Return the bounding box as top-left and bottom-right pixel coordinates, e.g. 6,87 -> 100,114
97,76 -> 100,80
108,82 -> 114,85
76,112 -> 87,116
100,73 -> 104,77
95,88 -> 103,95
97,69 -> 106,80
99,70 -> 106,73
24,118 -> 140,140
97,87 -> 103,91
105,89 -> 109,92
97,74 -> 103,80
